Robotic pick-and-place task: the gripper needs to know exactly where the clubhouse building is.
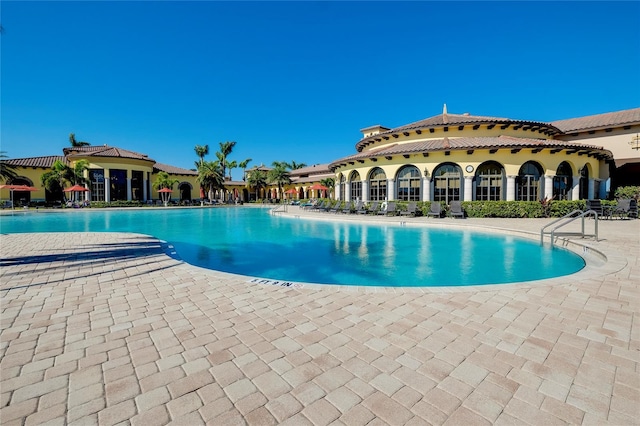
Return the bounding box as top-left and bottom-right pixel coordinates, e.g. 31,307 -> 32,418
1,106 -> 638,206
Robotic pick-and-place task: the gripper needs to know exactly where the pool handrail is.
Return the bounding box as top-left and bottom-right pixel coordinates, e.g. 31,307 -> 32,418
540,209 -> 598,246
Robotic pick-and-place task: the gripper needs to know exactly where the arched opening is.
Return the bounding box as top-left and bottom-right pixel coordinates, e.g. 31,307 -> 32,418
368,167 -> 387,201
433,163 -> 462,204
396,165 -> 420,201
10,177 -> 35,206
554,162 -> 573,200
179,182 -> 192,202
350,171 -> 362,201
579,165 -> 590,200
517,161 -> 543,201
475,161 -> 504,201
339,175 -> 346,200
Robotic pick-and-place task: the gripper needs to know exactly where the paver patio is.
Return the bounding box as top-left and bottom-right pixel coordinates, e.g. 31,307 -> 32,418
1,208 -> 638,425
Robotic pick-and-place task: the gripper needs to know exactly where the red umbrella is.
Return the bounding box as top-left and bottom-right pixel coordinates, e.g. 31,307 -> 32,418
0,184 -> 38,209
158,188 -> 173,206
63,184 -> 89,192
284,188 -> 298,194
308,183 -> 328,191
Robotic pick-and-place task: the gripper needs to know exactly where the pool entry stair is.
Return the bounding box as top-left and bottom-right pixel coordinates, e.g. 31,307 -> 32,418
540,209 -> 599,246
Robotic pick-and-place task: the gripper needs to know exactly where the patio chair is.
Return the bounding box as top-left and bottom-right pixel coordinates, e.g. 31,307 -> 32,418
377,201 -> 397,216
615,199 -> 638,219
324,200 -> 340,212
400,201 -> 418,217
359,201 -> 379,215
427,201 -> 443,218
449,201 -> 465,219
345,201 -> 363,214
630,199 -> 638,219
585,199 -> 607,219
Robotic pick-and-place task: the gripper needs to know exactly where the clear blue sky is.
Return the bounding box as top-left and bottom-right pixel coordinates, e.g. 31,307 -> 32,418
2,1 -> 639,171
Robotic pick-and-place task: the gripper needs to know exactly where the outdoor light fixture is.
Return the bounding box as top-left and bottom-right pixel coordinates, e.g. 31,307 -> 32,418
630,134 -> 640,150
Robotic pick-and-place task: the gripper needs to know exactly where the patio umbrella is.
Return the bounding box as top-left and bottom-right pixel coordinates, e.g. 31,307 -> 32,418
308,183 -> 329,198
0,184 -> 38,209
63,184 -> 90,203
284,188 -> 298,201
158,188 -> 173,206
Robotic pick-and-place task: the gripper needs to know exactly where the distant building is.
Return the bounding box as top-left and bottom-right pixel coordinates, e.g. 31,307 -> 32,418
329,107 -> 639,203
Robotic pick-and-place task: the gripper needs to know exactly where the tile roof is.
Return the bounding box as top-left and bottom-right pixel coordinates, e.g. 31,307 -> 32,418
153,163 -> 198,175
331,136 -> 613,170
289,164 -> 330,177
551,107 -> 640,133
1,156 -> 67,168
63,145 -> 154,162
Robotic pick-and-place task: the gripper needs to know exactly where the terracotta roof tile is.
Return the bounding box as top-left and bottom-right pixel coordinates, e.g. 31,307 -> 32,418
289,164 -> 330,177
331,136 -> 612,170
64,145 -> 154,162
551,107 -> 640,133
153,163 -> 197,175
1,156 -> 67,168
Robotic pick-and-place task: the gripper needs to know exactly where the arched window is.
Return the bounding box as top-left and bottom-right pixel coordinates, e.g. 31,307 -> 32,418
433,164 -> 461,203
179,182 -> 192,201
476,161 -> 504,201
553,162 -> 573,200
350,171 -> 362,201
339,175 -> 346,200
396,166 -> 421,201
369,168 -> 387,201
517,161 -> 542,201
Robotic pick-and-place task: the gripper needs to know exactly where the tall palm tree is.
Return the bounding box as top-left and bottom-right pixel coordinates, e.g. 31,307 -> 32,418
69,133 -> 90,147
239,158 -> 252,181
197,160 -> 224,201
286,160 -> 307,170
194,144 -> 209,167
71,160 -> 90,185
226,160 -> 237,180
153,171 -> 180,206
268,161 -> 291,202
216,141 -> 236,178
0,151 -> 18,183
246,169 -> 267,201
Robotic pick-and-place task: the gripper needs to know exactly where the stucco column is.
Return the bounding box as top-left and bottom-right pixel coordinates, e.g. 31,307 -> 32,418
571,175 -> 580,200
345,183 -> 351,202
544,175 -> 554,201
361,181 -> 369,202
104,171 -> 111,202
334,183 -> 340,200
143,175 -> 148,202
464,176 -> 473,202
422,177 -> 431,202
506,175 -> 516,201
588,178 -> 595,199
387,179 -> 395,201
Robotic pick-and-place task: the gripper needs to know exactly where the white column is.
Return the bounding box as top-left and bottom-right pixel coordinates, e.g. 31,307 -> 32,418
387,179 -> 395,201
544,175 -> 554,201
362,181 -> 369,202
345,182 -> 351,201
506,175 -> 516,201
571,175 -> 580,200
126,177 -> 132,201
588,178 -> 595,199
143,176 -> 148,201
422,177 -> 431,202
334,183 -> 340,200
464,176 -> 473,201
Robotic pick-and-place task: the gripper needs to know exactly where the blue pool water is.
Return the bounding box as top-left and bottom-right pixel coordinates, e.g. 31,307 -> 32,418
0,207 -> 585,287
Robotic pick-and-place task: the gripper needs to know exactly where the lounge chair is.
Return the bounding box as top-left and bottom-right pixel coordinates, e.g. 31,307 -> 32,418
340,201 -> 354,214
427,201 -> 443,218
585,199 -> 607,219
326,200 -> 341,213
377,201 -> 397,216
613,199 -> 638,219
359,201 -> 379,215
630,199 -> 638,219
400,201 -> 418,217
449,201 -> 465,219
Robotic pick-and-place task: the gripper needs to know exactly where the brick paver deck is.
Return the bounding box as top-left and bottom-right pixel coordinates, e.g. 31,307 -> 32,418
1,207 -> 638,425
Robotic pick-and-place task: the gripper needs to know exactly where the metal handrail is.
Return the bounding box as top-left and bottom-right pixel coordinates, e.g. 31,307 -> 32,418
540,209 -> 598,246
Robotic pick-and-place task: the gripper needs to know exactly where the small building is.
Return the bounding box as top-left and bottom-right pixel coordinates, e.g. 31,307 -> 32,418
329,106 -> 639,203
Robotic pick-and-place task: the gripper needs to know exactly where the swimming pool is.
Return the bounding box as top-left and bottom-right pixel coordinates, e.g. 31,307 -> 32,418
0,207 -> 585,287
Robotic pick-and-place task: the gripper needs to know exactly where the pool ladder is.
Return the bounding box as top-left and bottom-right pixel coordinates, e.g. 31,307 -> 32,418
540,209 -> 598,246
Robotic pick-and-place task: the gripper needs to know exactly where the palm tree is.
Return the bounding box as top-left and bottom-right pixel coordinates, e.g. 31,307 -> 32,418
69,133 -> 90,147
0,151 -> 18,183
216,141 -> 236,179
226,160 -> 238,180
246,169 -> 267,201
153,171 -> 180,206
320,177 -> 335,199
71,160 -> 90,185
194,144 -> 209,167
239,158 -> 252,181
286,160 -> 307,170
41,160 -> 70,201
268,161 -> 291,202
197,160 -> 224,202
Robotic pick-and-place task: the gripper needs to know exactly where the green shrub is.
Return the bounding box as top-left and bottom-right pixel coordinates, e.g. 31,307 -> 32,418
614,186 -> 640,200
